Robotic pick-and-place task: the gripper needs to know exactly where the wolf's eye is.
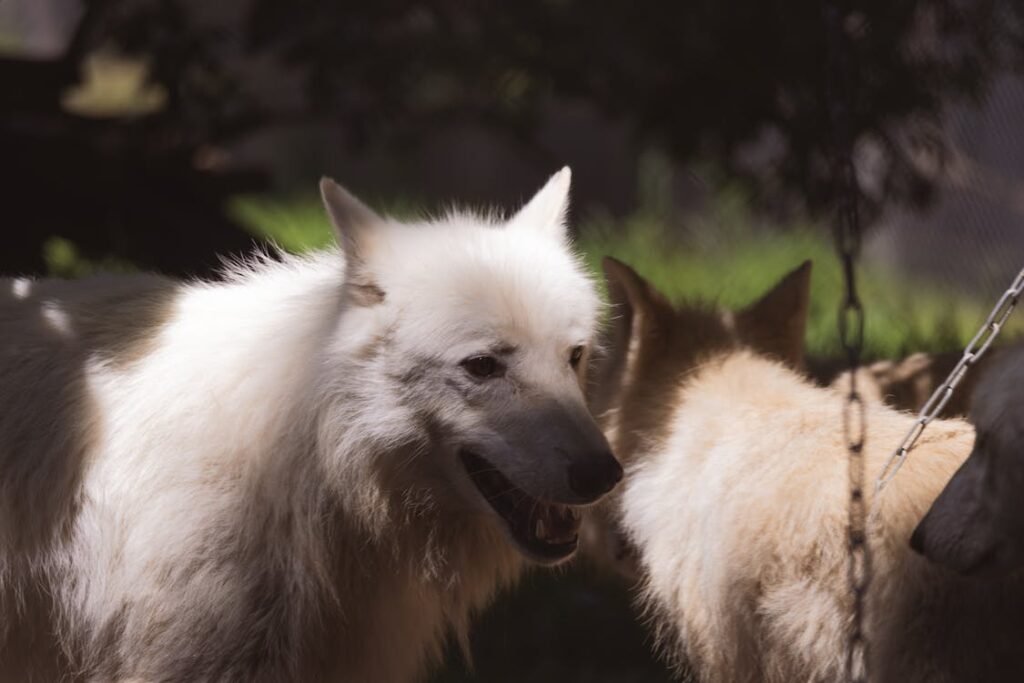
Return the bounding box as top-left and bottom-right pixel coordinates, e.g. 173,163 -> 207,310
461,355 -> 503,379
569,345 -> 585,368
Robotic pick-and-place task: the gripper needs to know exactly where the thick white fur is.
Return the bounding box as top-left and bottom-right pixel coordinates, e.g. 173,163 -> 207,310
0,170 -> 602,681
621,351 -> 1024,683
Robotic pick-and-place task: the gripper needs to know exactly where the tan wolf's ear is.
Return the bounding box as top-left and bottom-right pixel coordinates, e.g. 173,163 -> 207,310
734,260 -> 812,369
602,256 -> 673,327
319,177 -> 387,305
589,257 -> 673,413
319,177 -> 383,265
509,167 -> 572,244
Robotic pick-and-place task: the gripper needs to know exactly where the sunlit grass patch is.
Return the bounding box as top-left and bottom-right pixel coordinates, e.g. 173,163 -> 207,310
579,218 -> 1005,360
227,193 -> 427,254
228,194 -> 334,253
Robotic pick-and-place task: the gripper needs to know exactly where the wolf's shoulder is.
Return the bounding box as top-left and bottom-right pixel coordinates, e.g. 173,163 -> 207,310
2,272 -> 180,314
1,273 -> 184,363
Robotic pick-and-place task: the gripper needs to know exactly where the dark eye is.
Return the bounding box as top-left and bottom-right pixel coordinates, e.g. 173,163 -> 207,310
569,345 -> 585,368
461,355 -> 503,379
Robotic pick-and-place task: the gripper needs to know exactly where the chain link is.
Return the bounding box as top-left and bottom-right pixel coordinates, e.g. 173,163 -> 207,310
874,265 -> 1024,495
825,3 -> 871,680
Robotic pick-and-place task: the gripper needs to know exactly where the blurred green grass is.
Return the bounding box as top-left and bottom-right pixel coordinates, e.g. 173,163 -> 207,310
229,192 -> 1015,361
43,236 -> 137,279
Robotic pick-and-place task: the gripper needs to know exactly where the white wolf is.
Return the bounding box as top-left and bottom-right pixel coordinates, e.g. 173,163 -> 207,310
0,169 -> 622,682
597,258 -> 1024,683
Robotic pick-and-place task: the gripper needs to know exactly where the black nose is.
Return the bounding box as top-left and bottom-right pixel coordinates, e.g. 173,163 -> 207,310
568,453 -> 624,500
909,522 -> 926,554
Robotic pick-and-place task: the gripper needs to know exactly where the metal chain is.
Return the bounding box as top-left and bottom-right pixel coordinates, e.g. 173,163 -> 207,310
875,265 -> 1024,495
825,4 -> 871,681
837,193 -> 871,683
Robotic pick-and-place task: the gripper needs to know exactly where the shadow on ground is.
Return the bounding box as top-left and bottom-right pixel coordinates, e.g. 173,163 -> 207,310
432,564 -> 684,683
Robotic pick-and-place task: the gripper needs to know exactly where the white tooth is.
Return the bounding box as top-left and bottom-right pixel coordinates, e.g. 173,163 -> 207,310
535,518 -> 547,538
568,508 -> 581,522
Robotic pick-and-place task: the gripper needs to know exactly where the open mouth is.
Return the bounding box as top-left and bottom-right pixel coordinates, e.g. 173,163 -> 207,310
459,449 -> 581,563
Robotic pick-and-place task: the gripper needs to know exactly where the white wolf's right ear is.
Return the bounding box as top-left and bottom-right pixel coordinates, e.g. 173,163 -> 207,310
509,167 -> 572,243
319,177 -> 382,264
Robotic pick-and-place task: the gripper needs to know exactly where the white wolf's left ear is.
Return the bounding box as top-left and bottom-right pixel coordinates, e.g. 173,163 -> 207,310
319,177 -> 383,264
509,167 -> 572,243
320,177 -> 388,305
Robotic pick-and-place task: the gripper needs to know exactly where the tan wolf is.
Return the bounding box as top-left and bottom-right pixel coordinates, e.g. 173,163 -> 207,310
596,257 -> 1024,683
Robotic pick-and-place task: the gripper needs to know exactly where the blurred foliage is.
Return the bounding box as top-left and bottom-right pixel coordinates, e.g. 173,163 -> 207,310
64,0 -> 1024,215
43,237 -> 137,278
0,0 -> 267,277
8,0 -> 1024,276
78,0 -> 258,144
60,51 -> 167,118
228,194 -> 336,252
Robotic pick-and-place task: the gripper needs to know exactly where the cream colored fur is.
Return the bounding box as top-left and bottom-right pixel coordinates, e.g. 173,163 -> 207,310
596,259 -> 1024,682
609,320 -> 1024,680
0,170 -> 604,681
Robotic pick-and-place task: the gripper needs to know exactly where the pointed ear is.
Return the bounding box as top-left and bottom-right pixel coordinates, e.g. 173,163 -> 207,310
587,256 -> 673,414
509,167 -> 572,242
319,177 -> 386,305
734,260 -> 812,369
319,177 -> 383,264
602,256 -> 673,327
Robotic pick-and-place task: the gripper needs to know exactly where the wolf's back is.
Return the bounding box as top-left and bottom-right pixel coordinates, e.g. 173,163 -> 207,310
622,352 -> 1024,682
0,274 -> 179,556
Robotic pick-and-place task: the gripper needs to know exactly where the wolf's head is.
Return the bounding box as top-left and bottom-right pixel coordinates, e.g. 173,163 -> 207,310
580,256 -> 811,576
589,256 -> 812,465
911,347 -> 1024,576
318,170 -> 621,564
